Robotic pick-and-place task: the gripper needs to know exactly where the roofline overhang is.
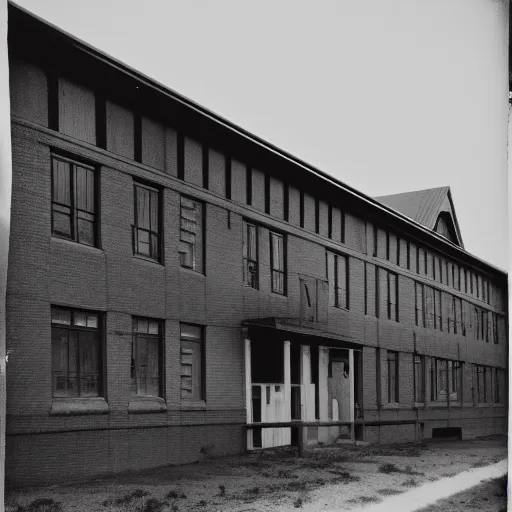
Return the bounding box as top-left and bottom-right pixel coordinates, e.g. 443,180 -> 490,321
7,1 -> 507,277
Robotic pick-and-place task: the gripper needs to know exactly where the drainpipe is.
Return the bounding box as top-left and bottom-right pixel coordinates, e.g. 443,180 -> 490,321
0,0 -> 11,501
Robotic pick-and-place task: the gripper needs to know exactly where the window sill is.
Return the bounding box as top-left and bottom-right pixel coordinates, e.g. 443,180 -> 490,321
476,403 -> 495,408
271,292 -> 287,298
133,254 -> 164,266
181,400 -> 207,410
413,402 -> 426,408
382,403 -> 400,409
51,236 -> 103,254
180,266 -> 205,277
50,397 -> 109,416
332,305 -> 349,312
242,284 -> 259,291
128,396 -> 167,414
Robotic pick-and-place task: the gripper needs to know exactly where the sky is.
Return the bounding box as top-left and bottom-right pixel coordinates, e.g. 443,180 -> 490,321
4,0 -> 511,270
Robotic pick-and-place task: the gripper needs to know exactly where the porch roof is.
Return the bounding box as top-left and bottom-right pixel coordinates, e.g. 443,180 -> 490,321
242,317 -> 363,349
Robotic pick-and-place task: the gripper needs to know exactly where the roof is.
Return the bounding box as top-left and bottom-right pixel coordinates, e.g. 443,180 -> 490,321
6,2 -> 505,277
375,187 -> 464,249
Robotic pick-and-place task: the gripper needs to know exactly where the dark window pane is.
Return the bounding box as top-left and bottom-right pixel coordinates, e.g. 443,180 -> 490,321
181,340 -> 203,401
53,209 -> 72,236
52,308 -> 71,325
77,218 -> 94,245
53,159 -> 71,205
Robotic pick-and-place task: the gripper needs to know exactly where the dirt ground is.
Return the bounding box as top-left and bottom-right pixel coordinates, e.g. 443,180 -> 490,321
6,435 -> 507,512
416,474 -> 508,512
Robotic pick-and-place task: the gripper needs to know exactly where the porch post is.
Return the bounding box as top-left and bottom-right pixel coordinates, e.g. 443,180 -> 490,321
300,345 -> 312,448
283,340 -> 291,445
349,349 -> 355,442
244,334 -> 253,449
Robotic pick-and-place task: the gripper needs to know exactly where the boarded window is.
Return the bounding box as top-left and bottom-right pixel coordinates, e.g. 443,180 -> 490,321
133,182 -> 160,261
387,351 -> 399,403
327,252 -> 349,309
51,306 -> 101,398
179,196 -> 204,273
180,324 -> 204,401
413,354 -> 425,403
243,221 -> 259,289
270,231 -> 286,295
52,154 -> 97,246
132,318 -> 162,397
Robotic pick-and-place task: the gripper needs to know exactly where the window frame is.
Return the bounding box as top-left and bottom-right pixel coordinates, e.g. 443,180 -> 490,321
476,365 -> 488,403
243,220 -> 259,289
51,305 -> 103,399
270,230 -> 287,295
413,354 -> 425,403
51,153 -> 99,247
327,251 -> 349,310
387,350 -> 399,403
179,194 -> 205,273
131,317 -> 164,398
132,180 -> 162,262
387,271 -> 398,322
180,323 -> 206,402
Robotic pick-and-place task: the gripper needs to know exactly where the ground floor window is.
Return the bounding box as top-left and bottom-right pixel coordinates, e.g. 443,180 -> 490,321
413,354 -> 425,403
387,351 -> 399,403
51,306 -> 102,398
131,317 -> 163,397
476,365 -> 488,403
180,324 -> 205,401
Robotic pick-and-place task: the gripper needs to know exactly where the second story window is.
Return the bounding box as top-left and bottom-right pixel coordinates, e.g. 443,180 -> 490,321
243,221 -> 258,289
179,196 -> 204,273
52,154 -> 97,246
387,272 -> 398,321
270,231 -> 286,295
327,252 -> 348,309
133,182 -> 160,261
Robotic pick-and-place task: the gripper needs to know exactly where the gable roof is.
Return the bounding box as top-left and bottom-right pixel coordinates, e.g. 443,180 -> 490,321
374,187 -> 464,248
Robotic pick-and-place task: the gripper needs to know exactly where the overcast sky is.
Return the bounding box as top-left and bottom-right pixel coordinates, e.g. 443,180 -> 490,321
7,0 -> 511,270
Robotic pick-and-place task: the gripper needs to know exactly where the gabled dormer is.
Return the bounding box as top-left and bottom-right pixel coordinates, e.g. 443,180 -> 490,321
374,186 -> 464,248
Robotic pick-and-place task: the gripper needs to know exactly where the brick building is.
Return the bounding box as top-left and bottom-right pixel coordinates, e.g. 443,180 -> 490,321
5,3 -> 508,487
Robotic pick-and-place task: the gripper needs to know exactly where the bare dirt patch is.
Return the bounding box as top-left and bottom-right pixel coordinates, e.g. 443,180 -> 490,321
5,436 -> 506,512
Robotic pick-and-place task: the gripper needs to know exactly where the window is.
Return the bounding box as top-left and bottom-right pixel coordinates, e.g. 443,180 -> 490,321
51,154 -> 97,246
243,221 -> 258,288
387,272 -> 398,321
413,354 -> 425,403
434,289 -> 442,331
425,286 -> 435,329
494,368 -> 504,403
327,252 -> 349,309
387,351 -> 399,403
474,307 -> 481,340
179,196 -> 204,272
476,365 -> 487,403
270,232 -> 286,295
131,318 -> 163,397
438,258 -> 443,283
415,282 -> 425,327
449,361 -> 461,401
51,306 -> 101,398
453,297 -> 464,335
431,358 -> 447,401
180,324 -> 205,401
133,182 -> 160,261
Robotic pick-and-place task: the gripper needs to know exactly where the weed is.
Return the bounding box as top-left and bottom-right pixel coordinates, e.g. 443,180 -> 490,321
14,499 -> 63,512
218,485 -> 226,496
471,461 -> 488,468
244,487 -> 260,495
197,500 -> 207,506
286,481 -> 307,492
402,478 -> 418,488
277,470 -> 295,478
170,506 -> 179,512
166,490 -> 179,499
348,496 -> 380,504
103,489 -> 150,506
293,496 -> 304,508
404,465 -> 425,476
377,488 -> 402,496
378,463 -> 401,474
136,498 -> 167,512
199,444 -> 215,456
